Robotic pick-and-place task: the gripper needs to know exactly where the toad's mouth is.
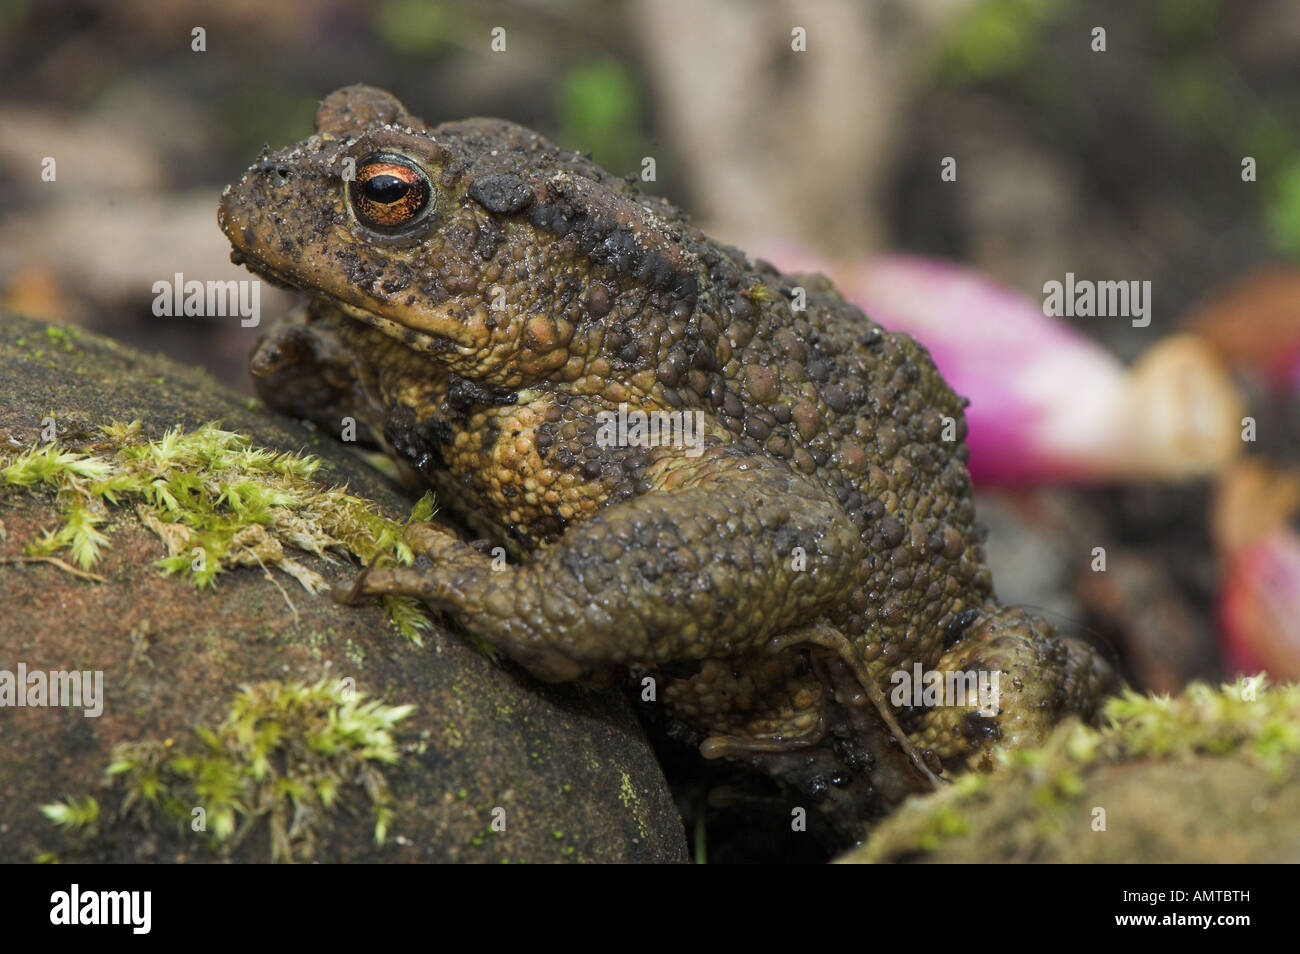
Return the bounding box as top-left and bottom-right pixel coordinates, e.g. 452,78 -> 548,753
227,248 -> 300,292
227,248 -> 468,357
333,301 -> 459,356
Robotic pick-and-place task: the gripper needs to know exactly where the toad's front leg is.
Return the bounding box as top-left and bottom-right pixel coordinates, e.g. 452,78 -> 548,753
345,449 -> 863,678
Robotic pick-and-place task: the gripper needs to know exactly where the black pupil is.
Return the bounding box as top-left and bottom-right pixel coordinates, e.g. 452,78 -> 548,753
364,174 -> 410,204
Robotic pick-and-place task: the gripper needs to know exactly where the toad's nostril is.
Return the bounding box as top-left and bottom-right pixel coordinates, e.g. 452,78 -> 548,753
276,166 -> 290,179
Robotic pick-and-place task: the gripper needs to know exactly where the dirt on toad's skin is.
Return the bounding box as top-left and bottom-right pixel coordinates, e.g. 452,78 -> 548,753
0,310 -> 686,863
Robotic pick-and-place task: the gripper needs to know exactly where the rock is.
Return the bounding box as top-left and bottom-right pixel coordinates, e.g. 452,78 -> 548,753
838,677 -> 1300,863
0,312 -> 687,863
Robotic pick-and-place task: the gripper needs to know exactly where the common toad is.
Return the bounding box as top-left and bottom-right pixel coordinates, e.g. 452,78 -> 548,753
219,85 -> 1112,841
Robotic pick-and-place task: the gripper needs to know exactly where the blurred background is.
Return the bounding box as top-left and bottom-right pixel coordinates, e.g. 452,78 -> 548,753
3,0 -> 1300,715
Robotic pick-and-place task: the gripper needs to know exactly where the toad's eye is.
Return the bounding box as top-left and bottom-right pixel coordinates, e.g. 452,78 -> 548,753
349,154 -> 432,231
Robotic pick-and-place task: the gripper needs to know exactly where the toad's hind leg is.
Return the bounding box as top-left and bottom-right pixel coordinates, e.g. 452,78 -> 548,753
686,623 -> 943,789
911,605 -> 1115,770
680,652 -> 830,760
763,624 -> 946,788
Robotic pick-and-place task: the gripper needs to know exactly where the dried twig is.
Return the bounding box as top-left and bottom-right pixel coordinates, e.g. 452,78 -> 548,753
0,554 -> 108,583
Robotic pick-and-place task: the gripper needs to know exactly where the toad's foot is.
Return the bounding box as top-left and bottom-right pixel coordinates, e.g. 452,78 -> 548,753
910,605 -> 1115,770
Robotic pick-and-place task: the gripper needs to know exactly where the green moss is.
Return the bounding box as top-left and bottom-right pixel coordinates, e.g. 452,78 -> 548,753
43,679 -> 413,863
40,794 -> 101,832
618,770 -> 650,843
0,421 -> 437,642
44,325 -> 79,352
849,676 -> 1299,862
915,806 -> 970,851
1100,675 -> 1300,773
383,594 -> 434,646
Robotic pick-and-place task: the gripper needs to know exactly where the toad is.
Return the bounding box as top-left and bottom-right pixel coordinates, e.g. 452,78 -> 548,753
219,85 -> 1112,841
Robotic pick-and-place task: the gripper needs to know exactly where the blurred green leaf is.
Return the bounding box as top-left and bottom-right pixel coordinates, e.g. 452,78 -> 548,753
555,60 -> 644,173
1245,109 -> 1298,175
1266,157 -> 1300,260
1155,61 -> 1229,133
935,0 -> 1059,85
558,61 -> 638,140
0,0 -> 32,33
226,88 -> 318,156
376,0 -> 464,55
1158,0 -> 1221,43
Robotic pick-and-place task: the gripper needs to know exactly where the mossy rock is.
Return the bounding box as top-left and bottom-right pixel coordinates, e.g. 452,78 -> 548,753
0,311 -> 687,863
838,677 -> 1300,863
